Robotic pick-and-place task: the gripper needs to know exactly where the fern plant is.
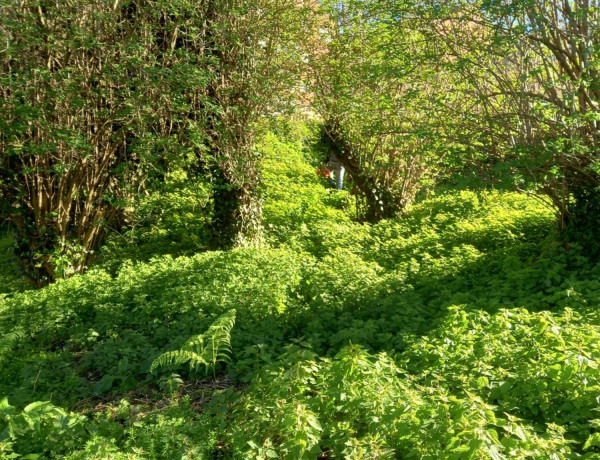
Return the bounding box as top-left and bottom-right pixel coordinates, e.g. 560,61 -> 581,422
150,310 -> 236,378
0,330 -> 23,368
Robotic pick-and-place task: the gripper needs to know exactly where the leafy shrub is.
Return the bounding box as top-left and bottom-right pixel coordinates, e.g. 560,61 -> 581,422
0,237 -> 28,296
97,170 -> 212,273
402,305 -> 600,451
220,344 -> 572,459
0,398 -> 89,458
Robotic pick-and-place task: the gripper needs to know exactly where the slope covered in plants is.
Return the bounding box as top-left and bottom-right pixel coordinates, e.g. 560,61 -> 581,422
1,129 -> 600,459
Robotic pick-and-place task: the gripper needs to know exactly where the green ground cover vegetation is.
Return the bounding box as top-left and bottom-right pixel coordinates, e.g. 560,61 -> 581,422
2,0 -> 600,457
2,127 -> 600,459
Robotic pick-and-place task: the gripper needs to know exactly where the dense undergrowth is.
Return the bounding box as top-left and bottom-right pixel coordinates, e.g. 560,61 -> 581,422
0,237 -> 28,297
2,125 -> 600,458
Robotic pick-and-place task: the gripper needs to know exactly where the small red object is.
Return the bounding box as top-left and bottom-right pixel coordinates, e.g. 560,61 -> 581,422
316,165 -> 331,179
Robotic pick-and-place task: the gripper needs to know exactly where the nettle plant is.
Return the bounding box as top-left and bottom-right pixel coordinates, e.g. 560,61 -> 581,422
0,398 -> 89,457
402,305 -> 600,451
218,344 -> 572,459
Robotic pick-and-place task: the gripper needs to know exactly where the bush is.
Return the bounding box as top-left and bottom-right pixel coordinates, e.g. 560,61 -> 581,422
220,344 -> 572,459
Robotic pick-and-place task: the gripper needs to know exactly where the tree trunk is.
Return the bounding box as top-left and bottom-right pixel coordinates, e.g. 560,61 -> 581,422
210,167 -> 263,248
323,121 -> 399,221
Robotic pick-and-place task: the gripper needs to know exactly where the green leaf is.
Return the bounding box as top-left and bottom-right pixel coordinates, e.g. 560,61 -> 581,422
0,398 -> 15,417
93,375 -> 116,395
584,432 -> 600,450
265,448 -> 278,458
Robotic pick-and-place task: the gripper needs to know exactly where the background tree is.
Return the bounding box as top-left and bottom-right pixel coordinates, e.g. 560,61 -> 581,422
0,0 -> 210,285
416,0 -> 600,236
200,0 -> 316,247
310,0 -> 455,221
0,0 -> 315,284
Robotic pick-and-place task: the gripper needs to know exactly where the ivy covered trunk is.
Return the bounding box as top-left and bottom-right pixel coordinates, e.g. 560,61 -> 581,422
200,0 -> 311,247
210,167 -> 263,248
562,177 -> 600,257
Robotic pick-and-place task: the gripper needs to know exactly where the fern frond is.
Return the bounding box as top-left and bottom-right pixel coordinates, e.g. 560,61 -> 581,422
149,350 -> 208,374
151,310 -> 236,377
0,329 -> 24,367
